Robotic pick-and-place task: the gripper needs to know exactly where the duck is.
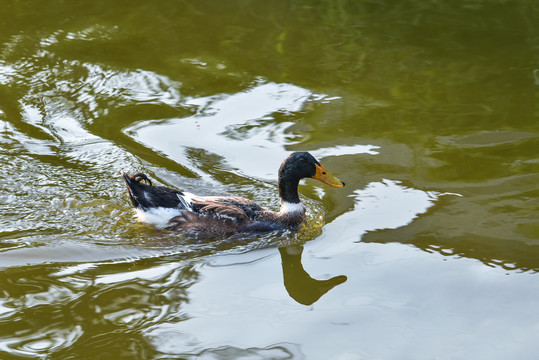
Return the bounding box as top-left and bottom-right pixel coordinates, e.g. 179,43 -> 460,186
121,151 -> 344,238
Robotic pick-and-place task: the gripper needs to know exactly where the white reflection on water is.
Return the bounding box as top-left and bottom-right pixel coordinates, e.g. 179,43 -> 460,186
0,325 -> 83,359
126,82 -> 310,178
311,144 -> 379,158
0,63 -> 17,85
312,179 -> 450,256
21,102 -> 99,143
125,81 -> 379,179
93,262 -> 180,285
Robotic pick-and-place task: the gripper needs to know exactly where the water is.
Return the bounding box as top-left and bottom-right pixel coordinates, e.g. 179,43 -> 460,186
1,0 -> 538,358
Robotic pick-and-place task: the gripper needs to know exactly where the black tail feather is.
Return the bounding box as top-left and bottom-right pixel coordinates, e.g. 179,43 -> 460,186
121,172 -> 185,210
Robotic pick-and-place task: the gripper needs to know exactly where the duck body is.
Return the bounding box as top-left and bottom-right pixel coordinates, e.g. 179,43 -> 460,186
122,152 -> 344,238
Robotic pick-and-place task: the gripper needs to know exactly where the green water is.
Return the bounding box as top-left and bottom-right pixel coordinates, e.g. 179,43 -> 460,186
1,0 -> 538,358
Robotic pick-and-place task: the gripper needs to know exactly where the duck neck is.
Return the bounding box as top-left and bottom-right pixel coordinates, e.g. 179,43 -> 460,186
278,177 -> 305,215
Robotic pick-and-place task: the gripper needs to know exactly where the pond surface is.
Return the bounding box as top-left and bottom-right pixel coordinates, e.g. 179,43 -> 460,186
1,0 -> 539,359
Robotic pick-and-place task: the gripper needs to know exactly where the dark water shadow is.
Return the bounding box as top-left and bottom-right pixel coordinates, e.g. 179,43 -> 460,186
279,245 -> 347,305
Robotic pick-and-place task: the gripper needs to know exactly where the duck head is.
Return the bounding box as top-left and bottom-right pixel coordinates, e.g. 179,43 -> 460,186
278,152 -> 344,204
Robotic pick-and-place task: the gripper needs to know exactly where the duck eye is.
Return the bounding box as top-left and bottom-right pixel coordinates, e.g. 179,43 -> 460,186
322,171 -> 326,175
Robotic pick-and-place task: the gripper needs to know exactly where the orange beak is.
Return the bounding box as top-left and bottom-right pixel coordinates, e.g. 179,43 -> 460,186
313,164 -> 345,188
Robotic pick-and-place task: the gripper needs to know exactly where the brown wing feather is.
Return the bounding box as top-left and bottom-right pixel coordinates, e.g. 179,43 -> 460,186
167,210 -> 244,238
167,195 -> 280,237
198,202 -> 249,221
192,196 -> 267,220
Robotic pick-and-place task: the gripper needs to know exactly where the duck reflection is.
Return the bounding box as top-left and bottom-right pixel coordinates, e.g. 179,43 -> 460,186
279,246 -> 347,305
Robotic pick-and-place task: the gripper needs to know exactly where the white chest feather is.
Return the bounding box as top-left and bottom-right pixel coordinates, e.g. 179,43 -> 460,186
280,201 -> 305,215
